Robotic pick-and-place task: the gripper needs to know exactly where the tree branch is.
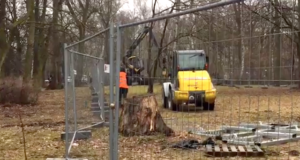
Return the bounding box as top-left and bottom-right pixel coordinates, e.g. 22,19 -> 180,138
268,0 -> 298,30
65,0 -> 81,26
78,0 -> 85,10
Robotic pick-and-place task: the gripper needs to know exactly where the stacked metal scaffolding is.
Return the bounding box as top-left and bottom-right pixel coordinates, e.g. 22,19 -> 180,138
191,121 -> 300,146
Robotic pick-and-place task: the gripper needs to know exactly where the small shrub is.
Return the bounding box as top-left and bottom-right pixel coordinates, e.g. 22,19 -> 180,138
0,77 -> 40,105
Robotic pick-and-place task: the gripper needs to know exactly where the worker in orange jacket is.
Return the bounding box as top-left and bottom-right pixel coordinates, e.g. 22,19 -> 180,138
119,67 -> 129,104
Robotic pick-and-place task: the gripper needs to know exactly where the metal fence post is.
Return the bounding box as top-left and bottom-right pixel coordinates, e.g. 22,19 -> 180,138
63,43 -> 69,159
99,59 -> 105,120
113,22 -> 121,160
109,22 -> 115,160
95,61 -> 101,119
70,52 -> 78,131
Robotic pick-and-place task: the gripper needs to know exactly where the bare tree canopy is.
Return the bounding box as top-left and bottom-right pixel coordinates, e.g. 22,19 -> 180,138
0,0 -> 299,88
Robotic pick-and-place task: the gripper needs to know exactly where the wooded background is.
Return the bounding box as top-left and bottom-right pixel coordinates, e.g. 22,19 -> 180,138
0,0 -> 299,90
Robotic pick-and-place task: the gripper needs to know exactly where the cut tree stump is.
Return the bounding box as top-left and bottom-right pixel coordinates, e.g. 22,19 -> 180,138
119,94 -> 174,137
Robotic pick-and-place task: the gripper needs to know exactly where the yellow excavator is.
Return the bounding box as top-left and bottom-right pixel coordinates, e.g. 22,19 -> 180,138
162,50 -> 216,111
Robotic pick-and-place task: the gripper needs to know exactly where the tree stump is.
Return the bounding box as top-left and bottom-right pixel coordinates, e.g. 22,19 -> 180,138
119,94 -> 174,137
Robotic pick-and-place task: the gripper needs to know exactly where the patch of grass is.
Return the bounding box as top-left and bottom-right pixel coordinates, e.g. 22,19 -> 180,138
1,84 -> 300,159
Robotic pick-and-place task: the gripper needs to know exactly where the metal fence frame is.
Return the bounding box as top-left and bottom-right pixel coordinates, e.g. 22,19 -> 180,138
63,0 -> 246,159
63,45 -> 108,158
110,0 -> 243,160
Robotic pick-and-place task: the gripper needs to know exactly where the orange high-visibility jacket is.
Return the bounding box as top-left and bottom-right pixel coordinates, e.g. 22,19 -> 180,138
119,72 -> 129,89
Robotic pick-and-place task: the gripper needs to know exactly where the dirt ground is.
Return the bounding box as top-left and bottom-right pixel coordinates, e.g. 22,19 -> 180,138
1,85 -> 300,160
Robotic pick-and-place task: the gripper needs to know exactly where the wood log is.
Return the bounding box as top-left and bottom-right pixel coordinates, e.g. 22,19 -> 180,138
119,94 -> 174,137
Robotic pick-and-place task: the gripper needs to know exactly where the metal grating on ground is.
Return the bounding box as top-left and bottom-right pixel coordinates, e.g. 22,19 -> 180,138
205,144 -> 264,157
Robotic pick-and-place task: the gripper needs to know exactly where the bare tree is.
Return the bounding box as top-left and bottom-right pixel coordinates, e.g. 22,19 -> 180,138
149,6 -> 176,93
0,0 -> 27,75
65,0 -> 97,85
96,0 -> 120,62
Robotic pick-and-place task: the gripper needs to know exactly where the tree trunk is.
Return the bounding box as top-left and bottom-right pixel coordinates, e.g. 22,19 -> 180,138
14,28 -> 23,76
48,0 -> 61,89
172,0 -> 180,50
273,0 -> 281,86
151,7 -> 174,89
103,26 -> 110,63
33,0 -> 40,76
147,25 -> 154,93
297,44 -> 300,88
3,26 -> 22,77
34,0 -> 48,87
188,0 -> 194,50
24,0 -> 36,81
297,0 -> 300,88
119,94 -> 174,137
233,3 -> 245,80
74,27 -> 86,86
146,0 -> 158,94
0,0 -> 7,76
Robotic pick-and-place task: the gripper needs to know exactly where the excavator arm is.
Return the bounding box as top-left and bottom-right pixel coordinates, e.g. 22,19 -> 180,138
123,26 -> 159,73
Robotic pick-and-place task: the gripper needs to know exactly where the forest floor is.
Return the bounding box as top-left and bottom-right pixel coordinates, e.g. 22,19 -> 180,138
1,85 -> 300,160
